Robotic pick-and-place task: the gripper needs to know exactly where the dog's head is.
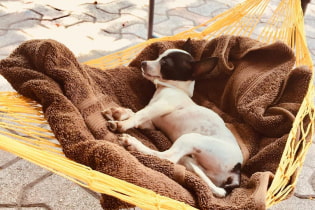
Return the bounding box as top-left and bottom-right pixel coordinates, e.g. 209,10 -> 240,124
141,42 -> 218,82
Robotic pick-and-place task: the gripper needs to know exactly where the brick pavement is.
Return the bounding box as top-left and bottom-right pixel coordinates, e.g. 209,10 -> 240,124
0,0 -> 314,209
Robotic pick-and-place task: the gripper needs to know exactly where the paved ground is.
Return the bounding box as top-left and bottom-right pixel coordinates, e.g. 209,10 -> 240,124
0,0 -> 314,209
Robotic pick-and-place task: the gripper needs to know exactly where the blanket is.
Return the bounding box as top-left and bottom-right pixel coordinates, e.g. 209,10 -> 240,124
0,35 -> 312,210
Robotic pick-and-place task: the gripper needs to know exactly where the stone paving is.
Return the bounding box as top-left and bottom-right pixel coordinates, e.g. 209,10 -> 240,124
0,0 -> 314,209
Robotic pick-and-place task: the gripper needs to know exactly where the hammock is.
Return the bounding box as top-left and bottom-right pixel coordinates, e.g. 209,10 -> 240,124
0,0 -> 313,209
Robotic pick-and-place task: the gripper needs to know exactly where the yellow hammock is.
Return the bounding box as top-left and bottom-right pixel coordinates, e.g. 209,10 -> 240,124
0,0 -> 314,209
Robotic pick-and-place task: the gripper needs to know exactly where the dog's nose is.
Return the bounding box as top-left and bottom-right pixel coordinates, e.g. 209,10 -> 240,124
141,61 -> 147,70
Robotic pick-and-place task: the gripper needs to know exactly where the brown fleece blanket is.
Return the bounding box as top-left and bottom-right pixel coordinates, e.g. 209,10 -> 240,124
0,35 -> 312,210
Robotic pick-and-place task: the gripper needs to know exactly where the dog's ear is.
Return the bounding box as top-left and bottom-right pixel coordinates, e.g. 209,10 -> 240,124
182,38 -> 193,54
191,57 -> 218,79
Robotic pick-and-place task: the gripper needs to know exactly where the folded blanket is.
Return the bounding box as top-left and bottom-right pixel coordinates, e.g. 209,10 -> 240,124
0,35 -> 311,210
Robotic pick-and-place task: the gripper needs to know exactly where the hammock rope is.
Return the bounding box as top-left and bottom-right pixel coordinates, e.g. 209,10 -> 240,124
0,0 -> 314,209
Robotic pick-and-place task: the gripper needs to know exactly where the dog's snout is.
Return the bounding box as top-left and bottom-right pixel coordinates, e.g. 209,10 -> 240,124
141,61 -> 147,70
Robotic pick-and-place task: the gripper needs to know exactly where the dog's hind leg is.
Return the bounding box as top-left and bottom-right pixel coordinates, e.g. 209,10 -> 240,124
119,134 -> 227,198
180,156 -> 227,198
118,134 -> 193,163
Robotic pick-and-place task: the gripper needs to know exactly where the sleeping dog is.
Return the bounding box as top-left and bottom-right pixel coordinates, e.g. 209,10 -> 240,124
102,42 -> 243,197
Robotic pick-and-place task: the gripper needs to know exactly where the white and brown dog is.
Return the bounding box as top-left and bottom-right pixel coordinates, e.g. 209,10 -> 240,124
103,43 -> 243,197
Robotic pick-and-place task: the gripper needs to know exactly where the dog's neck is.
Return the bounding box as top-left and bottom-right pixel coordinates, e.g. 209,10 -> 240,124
153,79 -> 195,97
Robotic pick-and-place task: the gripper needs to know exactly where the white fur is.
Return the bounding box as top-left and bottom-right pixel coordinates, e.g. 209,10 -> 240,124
105,49 -> 243,198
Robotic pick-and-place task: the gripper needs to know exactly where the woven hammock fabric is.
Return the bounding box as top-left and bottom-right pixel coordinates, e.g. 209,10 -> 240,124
0,0 -> 314,209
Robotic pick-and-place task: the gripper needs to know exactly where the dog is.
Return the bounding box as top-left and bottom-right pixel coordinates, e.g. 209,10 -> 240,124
102,40 -> 243,198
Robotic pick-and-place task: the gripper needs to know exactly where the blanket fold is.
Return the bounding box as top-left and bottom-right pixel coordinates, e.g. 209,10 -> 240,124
0,35 -> 311,210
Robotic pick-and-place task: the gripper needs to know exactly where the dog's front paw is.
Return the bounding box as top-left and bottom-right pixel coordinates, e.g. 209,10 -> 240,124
107,120 -> 126,133
107,120 -> 118,131
213,187 -> 227,198
102,109 -> 114,121
118,134 -> 140,151
102,107 -> 134,121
